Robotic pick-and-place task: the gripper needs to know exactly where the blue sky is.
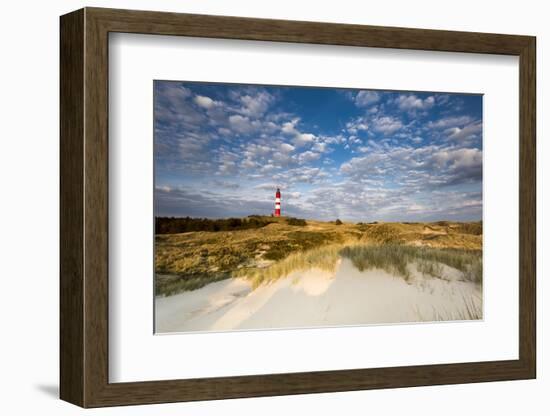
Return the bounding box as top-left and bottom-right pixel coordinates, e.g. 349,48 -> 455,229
154,81 -> 482,222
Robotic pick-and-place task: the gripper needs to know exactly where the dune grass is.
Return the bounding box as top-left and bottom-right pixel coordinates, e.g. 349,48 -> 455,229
340,245 -> 482,283
238,243 -> 482,289
234,244 -> 343,288
155,220 -> 482,295
155,273 -> 230,297
262,231 -> 338,261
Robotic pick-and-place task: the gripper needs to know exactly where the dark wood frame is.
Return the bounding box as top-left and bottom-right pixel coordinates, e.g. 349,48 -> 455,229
60,7 -> 536,408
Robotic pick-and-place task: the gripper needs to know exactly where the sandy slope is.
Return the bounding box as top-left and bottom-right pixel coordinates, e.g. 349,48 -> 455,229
155,258 -> 482,333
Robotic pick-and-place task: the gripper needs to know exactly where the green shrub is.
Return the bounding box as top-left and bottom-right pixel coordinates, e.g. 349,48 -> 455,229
287,217 -> 307,226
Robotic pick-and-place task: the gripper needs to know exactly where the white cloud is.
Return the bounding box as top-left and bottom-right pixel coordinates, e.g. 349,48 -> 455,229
219,160 -> 237,174
282,118 -> 300,135
228,114 -> 257,134
355,91 -> 380,107
372,116 -> 403,134
396,94 -> 435,111
323,135 -> 346,145
155,82 -> 482,222
241,159 -> 257,169
427,115 -> 473,130
281,117 -> 317,147
178,135 -> 206,155
194,95 -> 217,109
367,106 -> 379,114
160,85 -> 192,106
432,148 -> 482,170
239,91 -> 274,117
280,143 -> 295,153
156,185 -> 172,192
298,150 -> 321,163
340,144 -> 482,189
445,121 -> 482,142
293,133 -> 316,147
312,142 -> 328,153
346,117 -> 369,134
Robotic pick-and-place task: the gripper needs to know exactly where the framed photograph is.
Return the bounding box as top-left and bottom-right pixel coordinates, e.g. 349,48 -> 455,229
60,7 -> 536,407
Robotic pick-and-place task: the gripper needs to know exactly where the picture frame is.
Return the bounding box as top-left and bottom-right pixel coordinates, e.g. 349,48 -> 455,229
60,7 -> 536,408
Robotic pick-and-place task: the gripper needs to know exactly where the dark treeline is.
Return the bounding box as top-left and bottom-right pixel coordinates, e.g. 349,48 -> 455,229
155,216 -> 272,234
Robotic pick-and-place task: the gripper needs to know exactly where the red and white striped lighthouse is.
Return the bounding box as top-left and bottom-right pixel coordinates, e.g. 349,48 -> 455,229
274,188 -> 281,217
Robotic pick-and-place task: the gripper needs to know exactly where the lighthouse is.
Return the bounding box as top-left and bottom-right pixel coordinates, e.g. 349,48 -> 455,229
274,188 -> 281,217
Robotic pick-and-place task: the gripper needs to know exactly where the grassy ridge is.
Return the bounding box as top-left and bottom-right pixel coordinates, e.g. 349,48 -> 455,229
155,219 -> 482,296
340,245 -> 482,283
237,243 -> 482,289
234,244 -> 343,289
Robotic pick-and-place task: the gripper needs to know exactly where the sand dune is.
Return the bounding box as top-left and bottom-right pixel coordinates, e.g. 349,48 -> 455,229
155,258 -> 482,334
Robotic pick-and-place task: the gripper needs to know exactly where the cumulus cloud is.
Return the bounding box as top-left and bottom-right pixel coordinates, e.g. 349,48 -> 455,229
346,117 -> 369,134
282,119 -> 299,135
298,150 -> 321,164
341,144 -> 482,190
372,116 -> 403,134
280,142 -> 295,153
445,121 -> 482,142
194,95 -> 217,109
228,114 -> 257,134
293,133 -> 315,147
155,81 -> 482,221
312,142 -> 328,153
396,94 -> 435,111
427,115 -> 473,130
355,90 -> 380,107
238,91 -> 274,117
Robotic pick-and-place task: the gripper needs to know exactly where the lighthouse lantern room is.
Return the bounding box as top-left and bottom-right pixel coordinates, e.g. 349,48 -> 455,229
274,188 -> 281,217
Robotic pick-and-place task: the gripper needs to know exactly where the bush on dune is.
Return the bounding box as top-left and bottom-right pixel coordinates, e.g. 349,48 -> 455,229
286,217 -> 307,226
155,216 -> 273,234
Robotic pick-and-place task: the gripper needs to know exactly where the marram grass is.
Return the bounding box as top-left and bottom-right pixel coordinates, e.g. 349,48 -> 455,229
234,244 -> 343,289
237,243 -> 482,289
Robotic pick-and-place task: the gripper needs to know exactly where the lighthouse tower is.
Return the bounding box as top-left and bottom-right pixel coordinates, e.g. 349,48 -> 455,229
274,188 -> 281,217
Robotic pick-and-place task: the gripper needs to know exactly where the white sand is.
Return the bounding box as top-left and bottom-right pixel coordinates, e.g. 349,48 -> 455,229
155,258 -> 482,333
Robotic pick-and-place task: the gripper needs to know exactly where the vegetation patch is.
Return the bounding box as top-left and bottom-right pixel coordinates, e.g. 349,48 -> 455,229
238,243 -> 481,289
359,223 -> 404,244
156,273 -> 230,296
235,245 -> 342,288
264,231 -> 335,260
340,244 -> 482,283
286,217 -> 307,226
450,221 -> 483,236
155,216 -> 274,234
154,219 -> 483,295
